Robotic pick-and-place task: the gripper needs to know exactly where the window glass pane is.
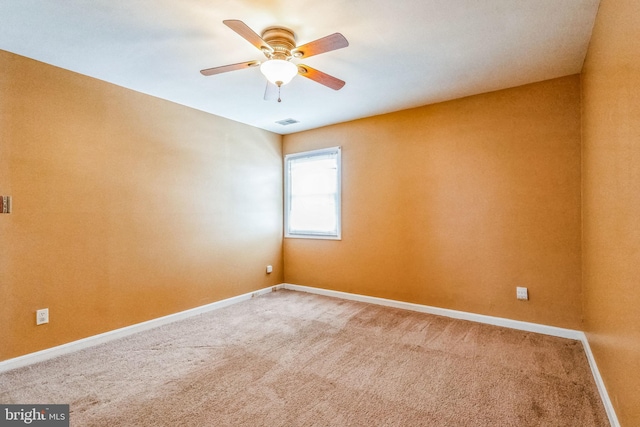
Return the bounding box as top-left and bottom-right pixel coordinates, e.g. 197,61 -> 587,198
290,195 -> 336,233
291,158 -> 337,196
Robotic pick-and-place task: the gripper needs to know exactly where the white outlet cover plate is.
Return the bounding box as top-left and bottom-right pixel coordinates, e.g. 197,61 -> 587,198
516,287 -> 529,300
36,308 -> 49,325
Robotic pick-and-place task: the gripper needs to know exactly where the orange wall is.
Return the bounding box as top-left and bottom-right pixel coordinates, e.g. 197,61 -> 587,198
582,0 -> 640,425
283,75 -> 583,329
0,50 -> 283,361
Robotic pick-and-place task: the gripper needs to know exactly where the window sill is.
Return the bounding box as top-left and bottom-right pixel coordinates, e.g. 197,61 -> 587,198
284,234 -> 342,240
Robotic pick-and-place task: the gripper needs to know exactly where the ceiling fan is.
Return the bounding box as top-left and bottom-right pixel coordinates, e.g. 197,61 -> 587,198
200,20 -> 349,102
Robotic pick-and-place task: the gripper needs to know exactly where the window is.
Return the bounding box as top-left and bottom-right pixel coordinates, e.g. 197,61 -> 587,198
285,146 -> 341,240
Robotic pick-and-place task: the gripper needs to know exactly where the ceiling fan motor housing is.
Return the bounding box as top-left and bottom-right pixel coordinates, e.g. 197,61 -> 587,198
261,27 -> 296,60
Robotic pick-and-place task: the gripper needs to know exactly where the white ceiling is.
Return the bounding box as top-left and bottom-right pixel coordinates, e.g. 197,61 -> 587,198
0,0 -> 599,135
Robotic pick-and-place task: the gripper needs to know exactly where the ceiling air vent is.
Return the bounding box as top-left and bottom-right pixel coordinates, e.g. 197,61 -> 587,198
276,118 -> 299,126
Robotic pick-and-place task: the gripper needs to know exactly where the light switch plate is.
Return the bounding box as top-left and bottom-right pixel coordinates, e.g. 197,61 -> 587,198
1,196 -> 11,214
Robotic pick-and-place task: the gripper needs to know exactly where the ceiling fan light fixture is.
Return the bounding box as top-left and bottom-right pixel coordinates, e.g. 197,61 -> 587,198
260,59 -> 298,86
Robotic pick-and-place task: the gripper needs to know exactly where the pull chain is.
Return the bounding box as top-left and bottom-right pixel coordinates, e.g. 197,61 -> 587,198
277,82 -> 282,103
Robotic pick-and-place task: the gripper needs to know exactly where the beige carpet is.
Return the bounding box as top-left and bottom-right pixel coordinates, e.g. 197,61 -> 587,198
0,289 -> 608,426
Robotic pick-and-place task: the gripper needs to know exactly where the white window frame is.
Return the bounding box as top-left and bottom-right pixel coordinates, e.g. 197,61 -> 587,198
284,146 -> 342,240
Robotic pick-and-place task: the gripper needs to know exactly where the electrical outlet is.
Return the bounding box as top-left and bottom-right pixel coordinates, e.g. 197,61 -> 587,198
516,287 -> 529,301
36,308 -> 49,325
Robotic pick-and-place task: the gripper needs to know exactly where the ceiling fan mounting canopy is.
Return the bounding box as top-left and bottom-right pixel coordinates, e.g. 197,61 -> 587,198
200,19 -> 349,98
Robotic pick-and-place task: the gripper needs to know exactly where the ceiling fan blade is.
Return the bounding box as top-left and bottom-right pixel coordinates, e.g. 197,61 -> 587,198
264,81 -> 279,101
200,60 -> 260,76
297,65 -> 346,90
292,33 -> 348,59
223,19 -> 273,55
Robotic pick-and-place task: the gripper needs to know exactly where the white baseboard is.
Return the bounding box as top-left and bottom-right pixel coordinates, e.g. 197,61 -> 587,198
283,284 -> 582,338
0,284 -> 284,374
1,282 -> 619,426
283,283 -> 620,427
580,335 -> 621,427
